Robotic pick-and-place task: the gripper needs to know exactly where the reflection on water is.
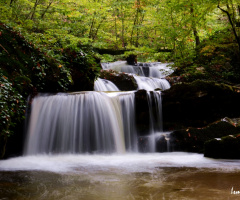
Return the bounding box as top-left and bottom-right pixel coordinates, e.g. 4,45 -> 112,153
1,153 -> 240,200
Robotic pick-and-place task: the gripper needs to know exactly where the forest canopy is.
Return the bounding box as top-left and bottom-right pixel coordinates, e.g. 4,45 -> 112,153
0,0 -> 239,62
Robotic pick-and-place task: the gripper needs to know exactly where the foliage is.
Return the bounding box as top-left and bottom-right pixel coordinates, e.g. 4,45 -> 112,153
0,74 -> 25,137
60,46 -> 101,91
0,23 -> 72,93
97,54 -> 116,63
1,0 -> 238,61
0,74 -> 25,157
171,27 -> 240,84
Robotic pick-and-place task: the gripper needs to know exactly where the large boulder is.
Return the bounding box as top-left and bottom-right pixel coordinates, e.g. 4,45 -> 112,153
162,80 -> 240,130
99,69 -> 137,91
169,121 -> 240,153
204,135 -> 240,159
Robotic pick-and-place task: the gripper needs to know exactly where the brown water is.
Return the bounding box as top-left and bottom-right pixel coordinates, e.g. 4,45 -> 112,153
1,153 -> 240,200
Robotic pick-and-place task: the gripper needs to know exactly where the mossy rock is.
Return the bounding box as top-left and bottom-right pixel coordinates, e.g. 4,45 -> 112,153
204,135 -> 240,159
124,51 -> 137,65
162,80 -> 240,130
135,90 -> 150,136
170,121 -> 240,153
99,69 -> 137,91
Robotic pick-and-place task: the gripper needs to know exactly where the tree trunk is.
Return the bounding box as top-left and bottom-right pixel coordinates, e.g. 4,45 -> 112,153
30,0 -> 40,20
89,15 -> 96,39
0,136 -> 7,159
41,1 -> 53,19
218,4 -> 240,54
190,5 -> 200,47
10,0 -> 14,6
93,18 -> 105,40
121,3 -> 125,48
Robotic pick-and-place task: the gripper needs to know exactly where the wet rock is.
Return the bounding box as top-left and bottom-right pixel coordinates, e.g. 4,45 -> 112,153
99,69 -> 137,91
170,121 -> 240,153
204,135 -> 240,159
162,80 -> 240,130
126,54 -> 137,65
135,90 -> 150,136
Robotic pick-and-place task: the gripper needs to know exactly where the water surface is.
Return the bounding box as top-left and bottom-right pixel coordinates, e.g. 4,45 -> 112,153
1,153 -> 240,200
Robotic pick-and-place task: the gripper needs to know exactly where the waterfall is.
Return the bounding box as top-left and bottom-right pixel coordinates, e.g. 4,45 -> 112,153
25,61 -> 172,155
100,61 -> 173,91
119,92 -> 138,152
94,78 -> 120,91
142,91 -> 163,152
133,76 -> 170,91
25,92 -> 143,155
24,90 -> 166,155
101,61 -> 173,78
25,92 -> 125,155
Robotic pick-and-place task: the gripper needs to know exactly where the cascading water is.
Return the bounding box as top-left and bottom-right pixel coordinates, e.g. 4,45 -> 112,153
138,91 -> 163,152
25,61 -> 173,155
100,61 -> 172,91
24,90 -> 166,155
24,92 -> 142,155
101,61 -> 173,78
94,78 -> 120,91
133,75 -> 170,91
118,92 -> 138,152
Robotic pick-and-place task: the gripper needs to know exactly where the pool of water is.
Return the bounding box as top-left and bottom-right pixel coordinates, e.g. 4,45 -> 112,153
1,152 -> 240,200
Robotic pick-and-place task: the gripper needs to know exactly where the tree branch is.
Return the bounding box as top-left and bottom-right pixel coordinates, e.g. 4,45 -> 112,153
218,4 -> 240,53
0,44 -> 9,54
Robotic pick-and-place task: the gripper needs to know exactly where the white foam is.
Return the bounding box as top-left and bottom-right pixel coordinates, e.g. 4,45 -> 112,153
1,153 -> 240,173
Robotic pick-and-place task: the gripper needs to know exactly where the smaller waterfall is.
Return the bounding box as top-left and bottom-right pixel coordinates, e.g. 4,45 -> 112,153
101,61 -> 173,91
146,91 -> 163,152
119,92 -> 138,152
133,76 -> 171,91
94,78 -> 120,91
155,132 -> 171,152
101,61 -> 174,78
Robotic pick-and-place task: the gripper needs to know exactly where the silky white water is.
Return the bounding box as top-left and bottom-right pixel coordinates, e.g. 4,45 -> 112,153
24,92 -> 139,155
1,153 -> 240,173
99,61 -> 172,91
94,78 -> 120,91
24,90 -> 166,155
101,61 -> 174,78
